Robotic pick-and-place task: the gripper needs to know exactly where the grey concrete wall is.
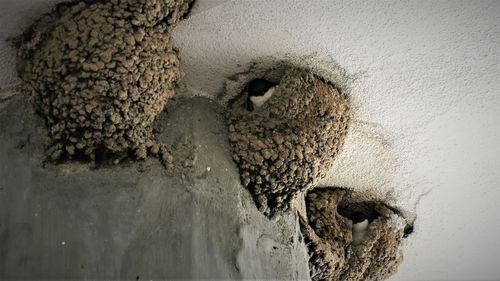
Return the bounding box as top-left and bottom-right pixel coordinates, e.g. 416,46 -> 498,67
0,94 -> 310,280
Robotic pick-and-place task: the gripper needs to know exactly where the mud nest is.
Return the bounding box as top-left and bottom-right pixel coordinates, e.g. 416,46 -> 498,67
300,188 -> 409,281
227,67 -> 351,216
16,0 -> 193,162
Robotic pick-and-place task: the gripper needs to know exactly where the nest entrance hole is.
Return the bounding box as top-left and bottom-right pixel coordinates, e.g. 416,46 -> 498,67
336,201 -> 380,224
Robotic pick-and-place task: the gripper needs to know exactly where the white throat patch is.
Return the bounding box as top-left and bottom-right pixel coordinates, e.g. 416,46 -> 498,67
249,87 -> 275,108
352,219 -> 369,245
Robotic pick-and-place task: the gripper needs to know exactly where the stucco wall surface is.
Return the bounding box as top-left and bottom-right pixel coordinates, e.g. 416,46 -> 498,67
169,2 -> 500,279
1,1 -> 500,280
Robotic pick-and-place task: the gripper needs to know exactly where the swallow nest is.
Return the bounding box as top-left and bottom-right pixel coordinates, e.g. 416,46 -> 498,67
300,188 -> 407,281
16,0 -> 193,162
227,67 -> 351,216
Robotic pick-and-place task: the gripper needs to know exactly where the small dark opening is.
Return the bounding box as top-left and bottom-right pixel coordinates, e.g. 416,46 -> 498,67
336,201 -> 380,223
266,195 -> 278,210
403,224 -> 414,238
241,78 -> 277,112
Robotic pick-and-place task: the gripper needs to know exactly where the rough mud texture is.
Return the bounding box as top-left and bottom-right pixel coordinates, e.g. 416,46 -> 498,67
15,0 -> 193,162
301,188 -> 407,281
227,67 -> 351,217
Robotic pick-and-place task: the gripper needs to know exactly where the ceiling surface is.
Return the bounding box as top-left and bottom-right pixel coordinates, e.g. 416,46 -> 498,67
1,1 -> 499,280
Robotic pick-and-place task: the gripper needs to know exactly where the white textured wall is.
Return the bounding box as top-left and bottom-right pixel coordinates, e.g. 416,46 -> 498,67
1,0 -> 500,280
171,2 -> 500,279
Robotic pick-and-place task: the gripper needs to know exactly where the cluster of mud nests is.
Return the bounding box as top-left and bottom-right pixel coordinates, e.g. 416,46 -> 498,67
16,0 -> 193,163
14,1 -> 412,280
227,66 -> 412,280
227,67 -> 351,216
300,188 -> 409,281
